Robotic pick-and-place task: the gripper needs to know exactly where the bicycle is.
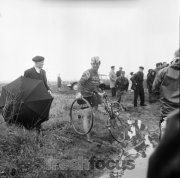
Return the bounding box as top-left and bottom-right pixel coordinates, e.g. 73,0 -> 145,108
69,91 -> 126,143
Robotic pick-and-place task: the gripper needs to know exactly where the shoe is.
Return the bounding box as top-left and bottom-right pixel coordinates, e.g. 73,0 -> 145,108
140,104 -> 147,106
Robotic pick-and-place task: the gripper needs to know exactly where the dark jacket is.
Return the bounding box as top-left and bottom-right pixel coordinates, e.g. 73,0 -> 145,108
147,109 -> 180,178
152,59 -> 180,117
131,71 -> 144,89
147,69 -> 156,93
115,76 -> 129,91
24,67 -> 50,90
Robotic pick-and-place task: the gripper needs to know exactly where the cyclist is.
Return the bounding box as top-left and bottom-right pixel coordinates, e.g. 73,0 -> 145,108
76,56 -> 104,142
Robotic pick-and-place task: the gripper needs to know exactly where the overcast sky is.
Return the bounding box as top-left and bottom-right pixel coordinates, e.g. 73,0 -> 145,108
0,0 -> 179,81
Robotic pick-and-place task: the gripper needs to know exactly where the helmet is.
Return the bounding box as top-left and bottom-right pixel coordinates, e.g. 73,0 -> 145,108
91,56 -> 101,64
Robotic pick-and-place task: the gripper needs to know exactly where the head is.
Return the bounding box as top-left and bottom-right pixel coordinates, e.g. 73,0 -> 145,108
141,151 -> 147,158
119,67 -> 123,71
58,73 -> 61,77
139,66 -> 144,72
91,56 -> 101,71
32,56 -> 45,69
156,62 -> 162,69
130,72 -> 134,76
111,66 -> 115,70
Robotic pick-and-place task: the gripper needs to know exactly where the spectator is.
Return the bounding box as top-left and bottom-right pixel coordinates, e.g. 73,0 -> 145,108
116,67 -> 123,77
115,71 -> 129,110
129,72 -> 134,91
147,69 -> 156,103
162,62 -> 169,68
152,49 -> 180,139
109,66 -> 117,97
57,73 -> 62,91
24,56 -> 52,131
147,109 -> 180,178
131,66 -> 146,107
154,62 -> 163,74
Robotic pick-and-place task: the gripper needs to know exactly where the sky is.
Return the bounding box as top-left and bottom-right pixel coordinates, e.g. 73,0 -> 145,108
0,0 -> 179,82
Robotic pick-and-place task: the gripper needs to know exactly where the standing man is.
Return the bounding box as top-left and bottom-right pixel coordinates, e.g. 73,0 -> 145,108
109,66 -> 117,97
115,71 -> 129,110
116,67 -> 123,77
131,66 -> 146,107
76,56 -> 104,142
24,56 -> 51,93
57,73 -> 62,91
152,49 -> 180,139
24,56 -> 52,131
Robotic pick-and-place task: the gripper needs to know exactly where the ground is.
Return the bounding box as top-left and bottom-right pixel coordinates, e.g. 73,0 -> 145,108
0,83 -> 160,178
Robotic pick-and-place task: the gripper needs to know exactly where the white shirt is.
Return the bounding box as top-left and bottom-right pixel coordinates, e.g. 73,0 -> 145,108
34,66 -> 41,73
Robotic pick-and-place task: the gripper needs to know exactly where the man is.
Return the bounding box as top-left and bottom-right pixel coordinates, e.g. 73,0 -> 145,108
115,71 -> 129,110
154,62 -> 163,75
116,67 -> 123,77
152,49 -> 180,139
131,66 -> 146,107
24,56 -> 52,131
76,56 -> 104,142
24,56 -> 51,93
57,73 -> 62,91
147,69 -> 156,103
109,66 -> 117,97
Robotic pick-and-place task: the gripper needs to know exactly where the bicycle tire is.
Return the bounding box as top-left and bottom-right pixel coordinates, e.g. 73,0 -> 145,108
70,98 -> 94,135
108,114 -> 126,143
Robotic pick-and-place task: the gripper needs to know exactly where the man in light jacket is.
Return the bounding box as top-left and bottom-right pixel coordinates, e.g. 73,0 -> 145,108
109,66 -> 117,97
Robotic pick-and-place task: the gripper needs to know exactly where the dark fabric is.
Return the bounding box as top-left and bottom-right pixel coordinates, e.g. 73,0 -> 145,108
111,87 -> 116,97
153,60 -> 180,117
131,71 -> 144,88
57,77 -> 62,88
147,109 -> 180,178
116,70 -> 122,77
24,67 -> 50,90
147,69 -> 156,93
0,76 -> 53,129
115,76 -> 129,91
134,87 -> 145,106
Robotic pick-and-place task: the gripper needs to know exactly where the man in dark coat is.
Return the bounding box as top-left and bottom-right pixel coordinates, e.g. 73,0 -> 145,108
24,56 -> 51,93
24,56 -> 52,131
116,67 -> 123,77
147,69 -> 156,103
131,66 -> 146,107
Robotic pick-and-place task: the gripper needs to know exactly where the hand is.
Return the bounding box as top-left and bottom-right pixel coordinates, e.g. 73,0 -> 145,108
48,90 -> 52,95
98,91 -> 105,97
76,92 -> 82,99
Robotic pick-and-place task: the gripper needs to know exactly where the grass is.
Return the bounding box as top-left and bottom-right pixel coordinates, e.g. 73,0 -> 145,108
0,84 -> 160,178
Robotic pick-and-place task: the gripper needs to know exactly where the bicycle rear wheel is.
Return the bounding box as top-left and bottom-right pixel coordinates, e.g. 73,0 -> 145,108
70,98 -> 94,135
108,114 -> 126,143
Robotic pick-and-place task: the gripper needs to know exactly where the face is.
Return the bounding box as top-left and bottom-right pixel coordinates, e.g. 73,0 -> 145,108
91,62 -> 100,71
139,68 -> 144,72
35,61 -> 44,69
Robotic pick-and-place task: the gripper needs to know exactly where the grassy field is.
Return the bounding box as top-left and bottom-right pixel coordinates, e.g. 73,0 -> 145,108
0,83 -> 160,178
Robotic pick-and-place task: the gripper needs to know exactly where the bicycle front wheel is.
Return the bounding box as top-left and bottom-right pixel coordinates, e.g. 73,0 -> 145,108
70,98 -> 94,135
108,115 -> 126,143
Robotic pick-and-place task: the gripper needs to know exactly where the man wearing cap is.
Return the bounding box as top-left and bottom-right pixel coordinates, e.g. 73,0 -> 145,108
76,56 -> 104,142
131,66 -> 146,107
24,56 -> 51,93
109,66 -> 117,97
152,49 -> 180,139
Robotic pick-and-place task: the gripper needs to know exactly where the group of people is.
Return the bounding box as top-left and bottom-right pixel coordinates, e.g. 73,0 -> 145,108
109,65 -> 146,108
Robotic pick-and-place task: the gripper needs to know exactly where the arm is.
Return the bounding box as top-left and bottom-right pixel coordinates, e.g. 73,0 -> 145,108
42,70 -> 50,91
152,68 -> 166,93
78,70 -> 90,93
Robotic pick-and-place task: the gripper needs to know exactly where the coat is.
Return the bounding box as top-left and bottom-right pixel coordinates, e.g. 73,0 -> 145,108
152,60 -> 180,117
109,70 -> 117,88
24,67 -> 50,91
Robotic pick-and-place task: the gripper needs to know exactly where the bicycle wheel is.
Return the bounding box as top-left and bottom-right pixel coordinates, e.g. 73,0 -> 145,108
108,114 -> 126,143
70,98 -> 94,135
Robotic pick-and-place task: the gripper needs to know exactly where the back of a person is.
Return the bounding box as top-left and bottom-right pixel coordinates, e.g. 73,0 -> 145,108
160,61 -> 180,105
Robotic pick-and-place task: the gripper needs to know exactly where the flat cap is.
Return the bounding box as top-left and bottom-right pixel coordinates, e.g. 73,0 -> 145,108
139,66 -> 144,70
32,56 -> 45,62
